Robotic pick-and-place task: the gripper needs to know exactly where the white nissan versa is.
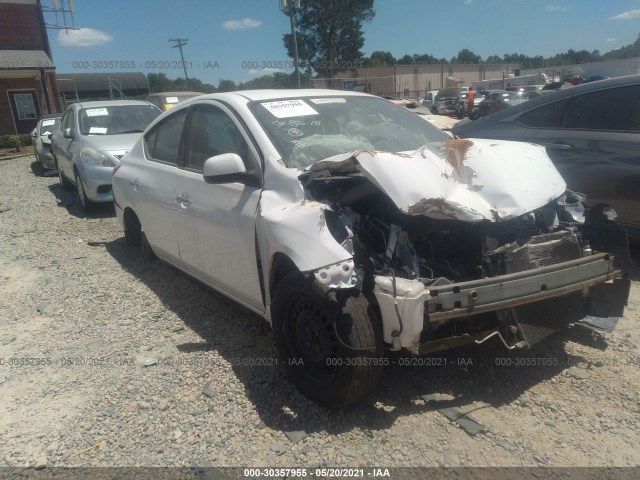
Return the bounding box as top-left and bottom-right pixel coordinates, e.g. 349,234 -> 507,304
112,89 -> 630,408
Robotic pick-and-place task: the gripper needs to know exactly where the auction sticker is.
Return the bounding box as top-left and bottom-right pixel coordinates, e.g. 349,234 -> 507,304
165,96 -> 179,103
261,100 -> 318,118
85,108 -> 109,117
89,127 -> 108,134
42,119 -> 56,126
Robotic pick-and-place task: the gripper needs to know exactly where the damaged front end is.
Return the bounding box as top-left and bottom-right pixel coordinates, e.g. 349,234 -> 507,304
301,139 -> 631,355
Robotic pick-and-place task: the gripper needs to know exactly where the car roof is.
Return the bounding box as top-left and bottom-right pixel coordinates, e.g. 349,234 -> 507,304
73,100 -> 155,109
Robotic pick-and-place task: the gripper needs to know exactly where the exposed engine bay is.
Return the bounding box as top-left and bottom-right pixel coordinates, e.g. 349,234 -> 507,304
302,155 -> 631,354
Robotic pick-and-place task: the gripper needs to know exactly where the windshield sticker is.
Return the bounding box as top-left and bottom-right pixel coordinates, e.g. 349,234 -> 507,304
310,98 -> 346,104
41,119 -> 56,127
85,108 -> 109,117
165,96 -> 179,103
261,100 -> 318,118
89,127 -> 108,134
42,131 -> 52,136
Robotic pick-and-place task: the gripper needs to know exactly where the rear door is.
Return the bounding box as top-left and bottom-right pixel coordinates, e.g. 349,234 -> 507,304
530,84 -> 640,233
133,107 -> 189,263
175,102 -> 264,310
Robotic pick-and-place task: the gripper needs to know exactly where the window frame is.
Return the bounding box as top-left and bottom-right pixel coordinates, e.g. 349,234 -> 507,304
143,106 -> 190,167
181,100 -> 262,179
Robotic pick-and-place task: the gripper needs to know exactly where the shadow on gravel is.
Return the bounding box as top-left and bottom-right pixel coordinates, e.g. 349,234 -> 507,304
47,183 -> 115,219
105,236 -> 611,436
29,160 -> 57,178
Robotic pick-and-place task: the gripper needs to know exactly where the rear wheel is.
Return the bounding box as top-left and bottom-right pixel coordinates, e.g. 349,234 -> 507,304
123,210 -> 142,247
271,273 -> 384,408
140,231 -> 156,261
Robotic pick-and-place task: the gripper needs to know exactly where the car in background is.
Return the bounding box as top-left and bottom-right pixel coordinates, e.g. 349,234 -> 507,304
433,87 -> 464,115
31,113 -> 62,175
453,74 -> 640,236
145,91 -> 204,111
476,90 -> 511,117
113,89 -> 629,407
421,90 -> 439,113
51,100 -> 161,211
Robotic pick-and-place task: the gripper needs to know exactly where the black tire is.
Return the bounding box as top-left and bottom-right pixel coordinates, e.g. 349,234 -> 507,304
469,111 -> 480,121
56,158 -> 74,190
140,231 -> 156,261
75,172 -> 95,212
271,273 -> 384,408
431,107 -> 438,115
123,211 -> 142,247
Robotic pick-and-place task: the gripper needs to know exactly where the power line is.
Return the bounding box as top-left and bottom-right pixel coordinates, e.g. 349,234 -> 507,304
169,38 -> 190,91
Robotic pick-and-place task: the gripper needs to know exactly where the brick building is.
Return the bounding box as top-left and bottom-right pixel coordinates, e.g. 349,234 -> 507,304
0,0 -> 61,135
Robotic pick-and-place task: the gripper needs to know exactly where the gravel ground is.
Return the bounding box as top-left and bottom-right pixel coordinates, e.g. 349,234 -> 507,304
1,156 -> 640,472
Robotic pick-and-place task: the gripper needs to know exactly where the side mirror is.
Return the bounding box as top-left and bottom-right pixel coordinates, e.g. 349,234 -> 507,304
202,153 -> 248,184
63,128 -> 74,139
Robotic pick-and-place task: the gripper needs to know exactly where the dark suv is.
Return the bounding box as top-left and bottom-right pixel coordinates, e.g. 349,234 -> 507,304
453,74 -> 640,236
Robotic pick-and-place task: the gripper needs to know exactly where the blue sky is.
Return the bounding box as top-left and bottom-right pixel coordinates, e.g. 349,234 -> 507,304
47,0 -> 640,85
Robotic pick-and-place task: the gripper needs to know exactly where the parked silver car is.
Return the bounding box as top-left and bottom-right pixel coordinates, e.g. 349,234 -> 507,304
31,113 -> 61,174
51,100 -> 161,211
113,89 -> 630,408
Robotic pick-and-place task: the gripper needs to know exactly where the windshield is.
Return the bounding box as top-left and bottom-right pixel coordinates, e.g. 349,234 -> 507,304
39,117 -> 60,135
78,105 -> 161,136
249,96 -> 449,169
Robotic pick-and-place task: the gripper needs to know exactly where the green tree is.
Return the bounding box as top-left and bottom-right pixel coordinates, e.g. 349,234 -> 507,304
361,50 -> 395,67
395,53 -> 446,65
451,48 -> 482,64
217,79 -> 237,92
282,0 -> 375,78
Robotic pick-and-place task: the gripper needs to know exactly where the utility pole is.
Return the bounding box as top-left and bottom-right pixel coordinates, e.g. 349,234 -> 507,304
169,38 -> 190,91
281,0 -> 301,89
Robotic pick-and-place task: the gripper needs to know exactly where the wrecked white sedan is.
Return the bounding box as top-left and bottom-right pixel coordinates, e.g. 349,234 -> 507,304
112,90 -> 630,408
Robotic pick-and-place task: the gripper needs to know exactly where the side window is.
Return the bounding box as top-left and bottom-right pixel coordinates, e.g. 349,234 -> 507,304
184,105 -> 250,172
516,100 -> 568,128
561,85 -> 640,132
61,110 -> 74,131
60,111 -> 70,130
145,109 -> 187,165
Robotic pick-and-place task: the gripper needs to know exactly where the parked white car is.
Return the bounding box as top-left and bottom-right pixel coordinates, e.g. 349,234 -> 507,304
112,89 -> 629,408
31,113 -> 61,174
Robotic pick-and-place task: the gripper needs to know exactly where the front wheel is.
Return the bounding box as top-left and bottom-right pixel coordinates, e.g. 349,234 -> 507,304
76,172 -> 95,212
271,274 -> 384,408
56,157 -> 74,190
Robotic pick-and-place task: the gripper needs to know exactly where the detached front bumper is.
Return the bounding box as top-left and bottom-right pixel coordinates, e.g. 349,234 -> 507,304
374,253 -> 628,354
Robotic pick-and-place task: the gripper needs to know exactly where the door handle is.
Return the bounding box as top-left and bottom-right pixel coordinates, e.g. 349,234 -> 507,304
544,142 -> 574,151
176,193 -> 192,206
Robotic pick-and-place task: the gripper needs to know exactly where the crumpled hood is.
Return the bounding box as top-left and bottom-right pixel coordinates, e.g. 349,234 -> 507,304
309,138 -> 567,222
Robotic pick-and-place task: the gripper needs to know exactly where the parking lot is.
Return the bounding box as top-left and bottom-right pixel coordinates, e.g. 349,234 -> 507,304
1,155 -> 640,471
